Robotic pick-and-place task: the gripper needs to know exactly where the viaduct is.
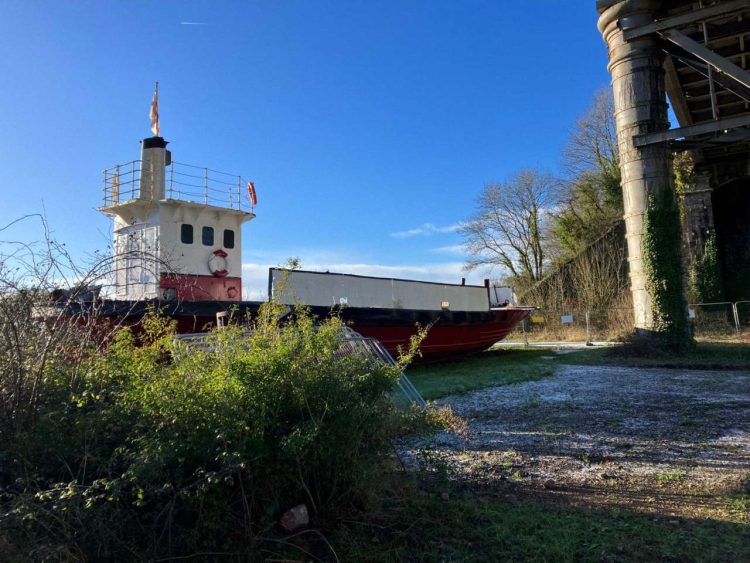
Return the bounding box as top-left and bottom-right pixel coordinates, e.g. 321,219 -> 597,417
596,0 -> 750,333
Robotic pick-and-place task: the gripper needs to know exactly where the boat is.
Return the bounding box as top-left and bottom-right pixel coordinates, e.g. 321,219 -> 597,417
269,268 -> 531,361
52,132 -> 531,361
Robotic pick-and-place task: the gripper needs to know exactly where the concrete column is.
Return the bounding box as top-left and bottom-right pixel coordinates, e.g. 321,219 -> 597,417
682,169 -> 715,261
598,0 -> 676,332
139,136 -> 167,201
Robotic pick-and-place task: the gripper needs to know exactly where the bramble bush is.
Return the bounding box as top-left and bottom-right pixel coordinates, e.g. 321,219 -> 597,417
0,303 -> 450,561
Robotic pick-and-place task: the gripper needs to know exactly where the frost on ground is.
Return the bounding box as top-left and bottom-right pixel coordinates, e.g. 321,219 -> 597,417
403,365 -> 750,521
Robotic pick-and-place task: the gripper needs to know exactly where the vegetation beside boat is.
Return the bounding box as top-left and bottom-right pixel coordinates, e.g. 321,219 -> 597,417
0,300 -> 459,560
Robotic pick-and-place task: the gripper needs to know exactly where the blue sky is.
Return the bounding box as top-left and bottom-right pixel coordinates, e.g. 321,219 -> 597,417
0,1 -> 610,299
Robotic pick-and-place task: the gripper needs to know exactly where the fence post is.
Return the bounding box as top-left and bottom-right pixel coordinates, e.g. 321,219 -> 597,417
169,163 -> 174,199
115,165 -> 122,203
585,310 -> 592,346
522,318 -> 528,347
732,302 -> 741,337
204,168 -> 209,204
132,160 -> 137,198
103,169 -> 109,205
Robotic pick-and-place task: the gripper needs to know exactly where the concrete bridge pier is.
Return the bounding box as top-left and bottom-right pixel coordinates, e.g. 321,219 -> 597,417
681,167 -> 715,262
598,0 -> 684,333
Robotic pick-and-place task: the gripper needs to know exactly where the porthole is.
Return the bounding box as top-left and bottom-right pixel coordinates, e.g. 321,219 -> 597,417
181,224 -> 193,244
202,226 -> 214,246
223,229 -> 235,249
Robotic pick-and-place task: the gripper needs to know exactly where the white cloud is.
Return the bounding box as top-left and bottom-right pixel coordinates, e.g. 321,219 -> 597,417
242,260 -> 489,301
430,244 -> 466,255
390,222 -> 462,239
242,263 -> 273,300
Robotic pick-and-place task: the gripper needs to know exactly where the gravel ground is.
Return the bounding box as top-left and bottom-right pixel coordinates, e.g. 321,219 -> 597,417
404,364 -> 750,521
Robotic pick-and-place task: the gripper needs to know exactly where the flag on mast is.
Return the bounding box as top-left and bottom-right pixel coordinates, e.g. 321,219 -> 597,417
149,82 -> 160,136
247,181 -> 257,206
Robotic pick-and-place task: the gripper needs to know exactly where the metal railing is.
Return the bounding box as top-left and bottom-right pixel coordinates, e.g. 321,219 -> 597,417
103,161 -> 142,205
689,301 -> 749,338
511,307 -> 633,344
103,160 -> 252,211
335,335 -> 427,407
175,326 -> 426,407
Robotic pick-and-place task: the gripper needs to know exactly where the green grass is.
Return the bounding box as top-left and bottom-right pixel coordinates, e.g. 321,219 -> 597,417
723,493 -> 750,517
561,342 -> 750,370
335,481 -> 750,562
406,348 -> 562,400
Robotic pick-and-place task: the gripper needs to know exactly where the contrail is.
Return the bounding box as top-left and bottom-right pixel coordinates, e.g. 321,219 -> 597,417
180,21 -> 208,25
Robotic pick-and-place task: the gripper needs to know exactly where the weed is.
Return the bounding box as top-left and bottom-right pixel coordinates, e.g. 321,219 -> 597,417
657,469 -> 687,483
501,449 -> 521,470
723,494 -> 750,517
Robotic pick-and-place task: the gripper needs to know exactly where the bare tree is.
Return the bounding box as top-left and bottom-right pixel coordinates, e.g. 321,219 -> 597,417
562,87 -> 619,179
569,231 -> 628,311
461,169 -> 560,287
0,215 -> 166,436
552,89 -> 622,261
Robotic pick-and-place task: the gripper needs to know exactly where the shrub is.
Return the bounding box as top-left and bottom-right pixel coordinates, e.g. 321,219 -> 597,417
1,304 -> 439,560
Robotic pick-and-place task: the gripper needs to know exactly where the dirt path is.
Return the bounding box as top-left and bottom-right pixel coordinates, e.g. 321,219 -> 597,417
407,364 -> 750,522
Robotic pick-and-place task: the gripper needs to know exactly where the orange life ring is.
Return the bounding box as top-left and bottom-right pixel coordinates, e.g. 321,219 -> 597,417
209,249 -> 229,277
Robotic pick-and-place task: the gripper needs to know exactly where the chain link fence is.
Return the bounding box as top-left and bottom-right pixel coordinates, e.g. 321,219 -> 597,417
506,302 -> 750,343
507,308 -> 633,343
737,301 -> 750,338
689,302 -> 738,339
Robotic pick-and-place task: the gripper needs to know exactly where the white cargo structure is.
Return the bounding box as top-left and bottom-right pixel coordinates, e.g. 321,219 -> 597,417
269,268 -> 492,312
488,281 -> 516,307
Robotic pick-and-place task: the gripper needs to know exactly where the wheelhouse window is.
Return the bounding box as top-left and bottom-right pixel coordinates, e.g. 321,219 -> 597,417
223,229 -> 235,249
180,224 -> 193,244
202,226 -> 214,246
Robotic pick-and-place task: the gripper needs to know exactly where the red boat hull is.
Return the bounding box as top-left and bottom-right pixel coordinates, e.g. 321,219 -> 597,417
57,299 -> 531,362
348,308 -> 531,361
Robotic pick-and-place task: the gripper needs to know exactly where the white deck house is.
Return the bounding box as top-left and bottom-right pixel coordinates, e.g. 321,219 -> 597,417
99,136 -> 255,301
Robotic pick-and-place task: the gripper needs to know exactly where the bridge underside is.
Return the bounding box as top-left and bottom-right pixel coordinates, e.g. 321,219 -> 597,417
597,0 -> 750,332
